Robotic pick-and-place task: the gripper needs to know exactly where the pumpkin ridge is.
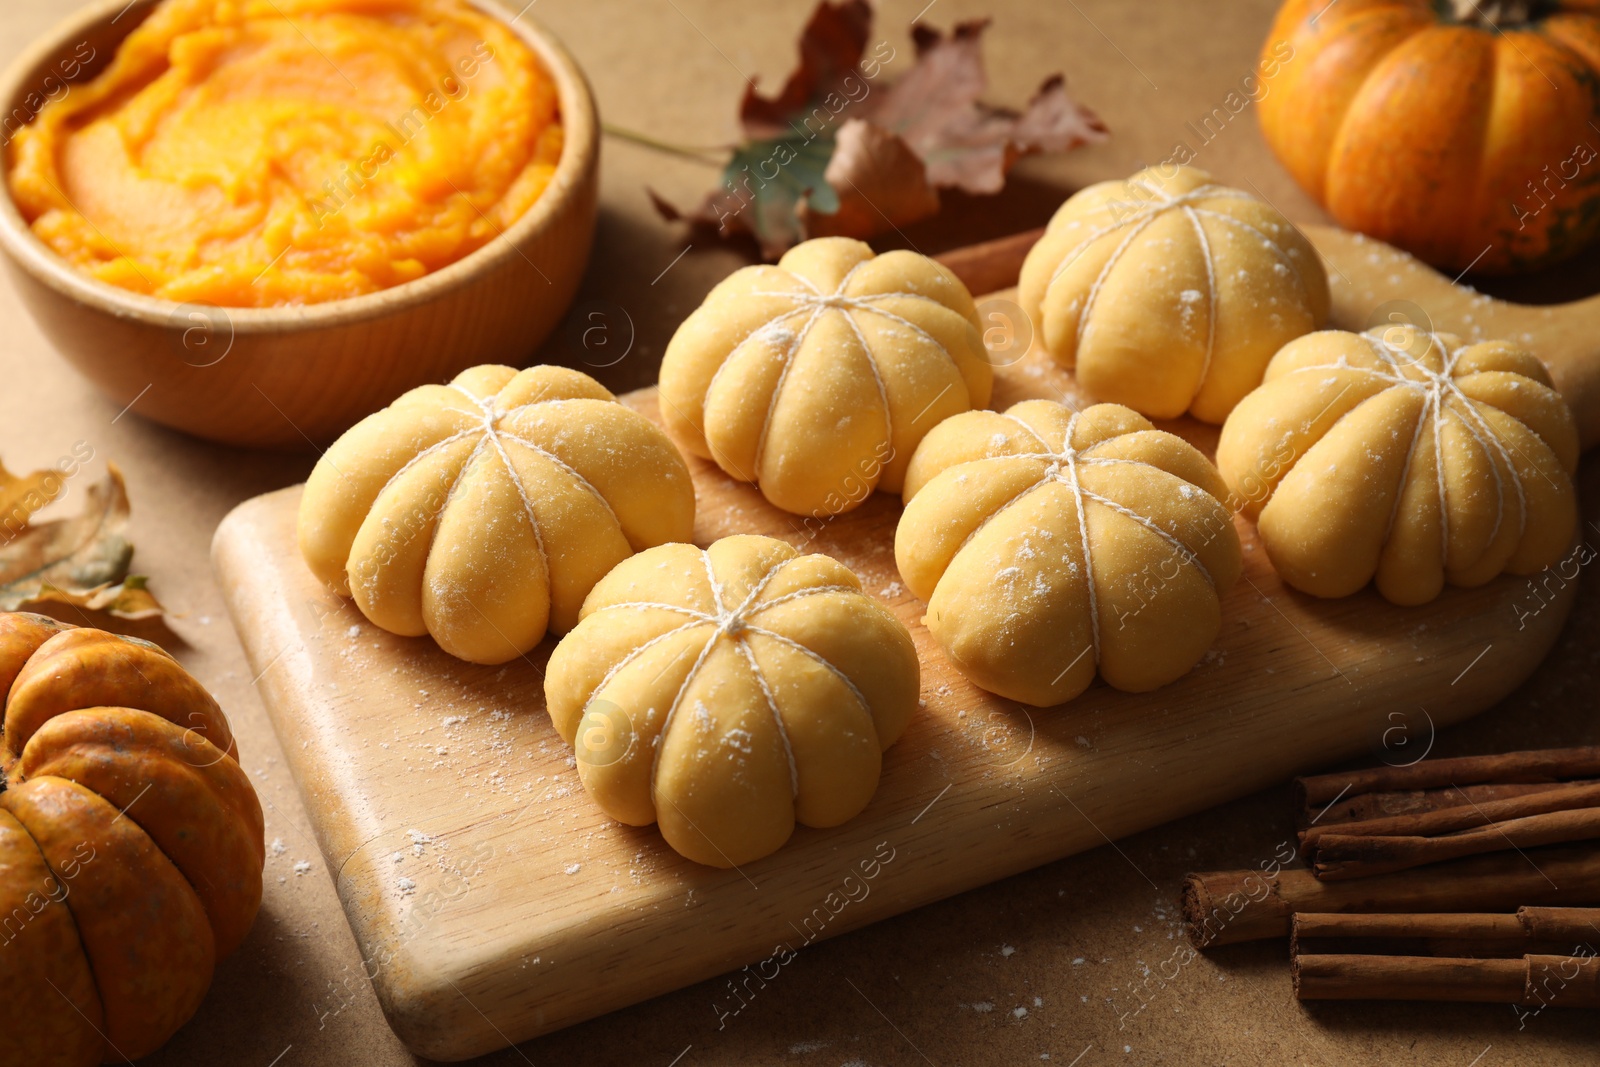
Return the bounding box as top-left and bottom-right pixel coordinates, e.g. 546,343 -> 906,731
1459,41 -> 1505,268
835,308 -> 895,464
358,425 -> 481,525
751,303 -> 829,475
701,302 -> 813,437
742,622 -> 873,717
731,635 -> 799,798
0,803 -> 105,1064
496,430 -> 626,537
1067,213 -> 1163,355
1267,355 -> 1444,505
1063,416 -> 1103,665
1179,205 -> 1219,404
1044,183 -> 1251,292
2,776 -> 214,1060
746,583 -> 860,617
3,630 -> 235,762
1379,382 -> 1438,555
1360,331 -> 1530,558
447,389 -> 553,568
998,410 -> 1053,450
945,465 -> 1058,564
1185,204 -> 1312,295
646,549 -> 796,798
15,706 -> 265,959
739,266 -> 975,479
578,616 -> 708,724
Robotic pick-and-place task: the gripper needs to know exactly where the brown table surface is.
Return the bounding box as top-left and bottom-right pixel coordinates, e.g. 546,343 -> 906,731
4,1 -> 1599,1064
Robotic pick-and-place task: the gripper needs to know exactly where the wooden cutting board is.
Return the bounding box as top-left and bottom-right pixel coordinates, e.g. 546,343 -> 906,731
214,226 -> 1600,1062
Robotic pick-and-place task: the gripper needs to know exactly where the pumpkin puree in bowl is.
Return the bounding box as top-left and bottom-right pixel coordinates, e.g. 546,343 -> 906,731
7,0 -> 563,307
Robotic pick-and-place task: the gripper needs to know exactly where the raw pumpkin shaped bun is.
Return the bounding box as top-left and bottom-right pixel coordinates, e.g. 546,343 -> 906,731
896,400 -> 1242,707
0,613 -> 265,1067
545,534 -> 919,867
1216,327 -> 1579,605
1017,165 -> 1330,423
298,365 -> 695,664
658,236 -> 992,516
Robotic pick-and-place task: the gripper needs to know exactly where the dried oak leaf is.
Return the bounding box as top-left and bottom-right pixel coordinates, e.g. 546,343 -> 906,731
0,461 -> 165,619
651,0 -> 872,257
738,0 -> 873,141
801,117 -> 938,241
650,3 -> 1106,258
861,20 -> 1109,195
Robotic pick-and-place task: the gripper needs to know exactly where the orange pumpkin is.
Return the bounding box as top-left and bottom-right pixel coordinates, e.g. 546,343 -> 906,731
1260,0 -> 1600,274
0,613 -> 264,1066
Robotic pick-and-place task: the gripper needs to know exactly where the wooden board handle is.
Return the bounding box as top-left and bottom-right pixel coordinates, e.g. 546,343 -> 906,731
934,227 -> 1044,296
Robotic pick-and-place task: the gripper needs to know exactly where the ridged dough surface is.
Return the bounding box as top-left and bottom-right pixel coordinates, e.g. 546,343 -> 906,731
1216,327 -> 1580,605
659,237 -> 992,517
298,365 -> 696,664
545,535 -> 919,868
1018,165 -> 1329,423
896,401 -> 1242,707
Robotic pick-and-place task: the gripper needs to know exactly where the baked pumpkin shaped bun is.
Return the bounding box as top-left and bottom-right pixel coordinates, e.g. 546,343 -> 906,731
1018,165 -> 1329,423
1216,327 -> 1579,605
896,400 -> 1242,707
0,613 -> 264,1067
299,365 -> 695,664
658,237 -> 992,516
545,535 -> 919,867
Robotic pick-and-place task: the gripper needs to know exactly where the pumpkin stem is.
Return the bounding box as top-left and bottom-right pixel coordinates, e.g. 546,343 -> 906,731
1448,0 -> 1543,26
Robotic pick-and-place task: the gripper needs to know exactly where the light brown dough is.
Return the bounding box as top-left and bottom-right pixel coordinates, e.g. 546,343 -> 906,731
1217,327 -> 1580,605
545,535 -> 919,867
298,365 -> 695,664
658,237 -> 991,517
1018,165 -> 1329,423
896,400 -> 1242,707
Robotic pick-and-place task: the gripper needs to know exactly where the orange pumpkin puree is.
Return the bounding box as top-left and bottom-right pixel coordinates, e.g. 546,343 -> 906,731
7,0 -> 562,307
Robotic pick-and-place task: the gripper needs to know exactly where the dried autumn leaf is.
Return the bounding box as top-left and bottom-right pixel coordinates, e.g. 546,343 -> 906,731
20,575 -> 166,620
651,134 -> 841,258
647,1 -> 1106,257
0,461 -> 166,619
650,0 -> 871,257
860,21 -> 1109,195
803,118 -> 937,240
738,0 -> 873,141
0,458 -> 68,536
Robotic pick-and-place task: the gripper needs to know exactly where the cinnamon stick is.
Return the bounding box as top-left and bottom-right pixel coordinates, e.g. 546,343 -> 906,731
1300,780 -> 1583,830
1290,907 -> 1600,959
1296,747 -> 1600,816
1300,781 -> 1600,845
1183,846 -> 1600,948
1292,953 -> 1600,1007
1311,807 -> 1600,880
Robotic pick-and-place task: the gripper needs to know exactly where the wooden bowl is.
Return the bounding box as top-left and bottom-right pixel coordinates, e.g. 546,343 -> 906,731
0,0 -> 599,448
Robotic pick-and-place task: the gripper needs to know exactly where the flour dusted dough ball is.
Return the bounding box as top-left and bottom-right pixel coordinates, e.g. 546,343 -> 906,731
298,365 -> 694,664
545,535 -> 919,867
659,237 -> 992,516
1018,165 -> 1330,423
896,400 -> 1242,707
1216,328 -> 1579,605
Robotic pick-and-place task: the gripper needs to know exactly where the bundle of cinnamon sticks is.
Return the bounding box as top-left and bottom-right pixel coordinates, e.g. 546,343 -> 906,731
1183,746 -> 1600,1008
1296,746 -> 1600,880
1293,908 -> 1600,1012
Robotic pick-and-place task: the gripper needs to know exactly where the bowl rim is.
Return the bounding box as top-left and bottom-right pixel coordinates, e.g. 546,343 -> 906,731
0,0 -> 599,334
